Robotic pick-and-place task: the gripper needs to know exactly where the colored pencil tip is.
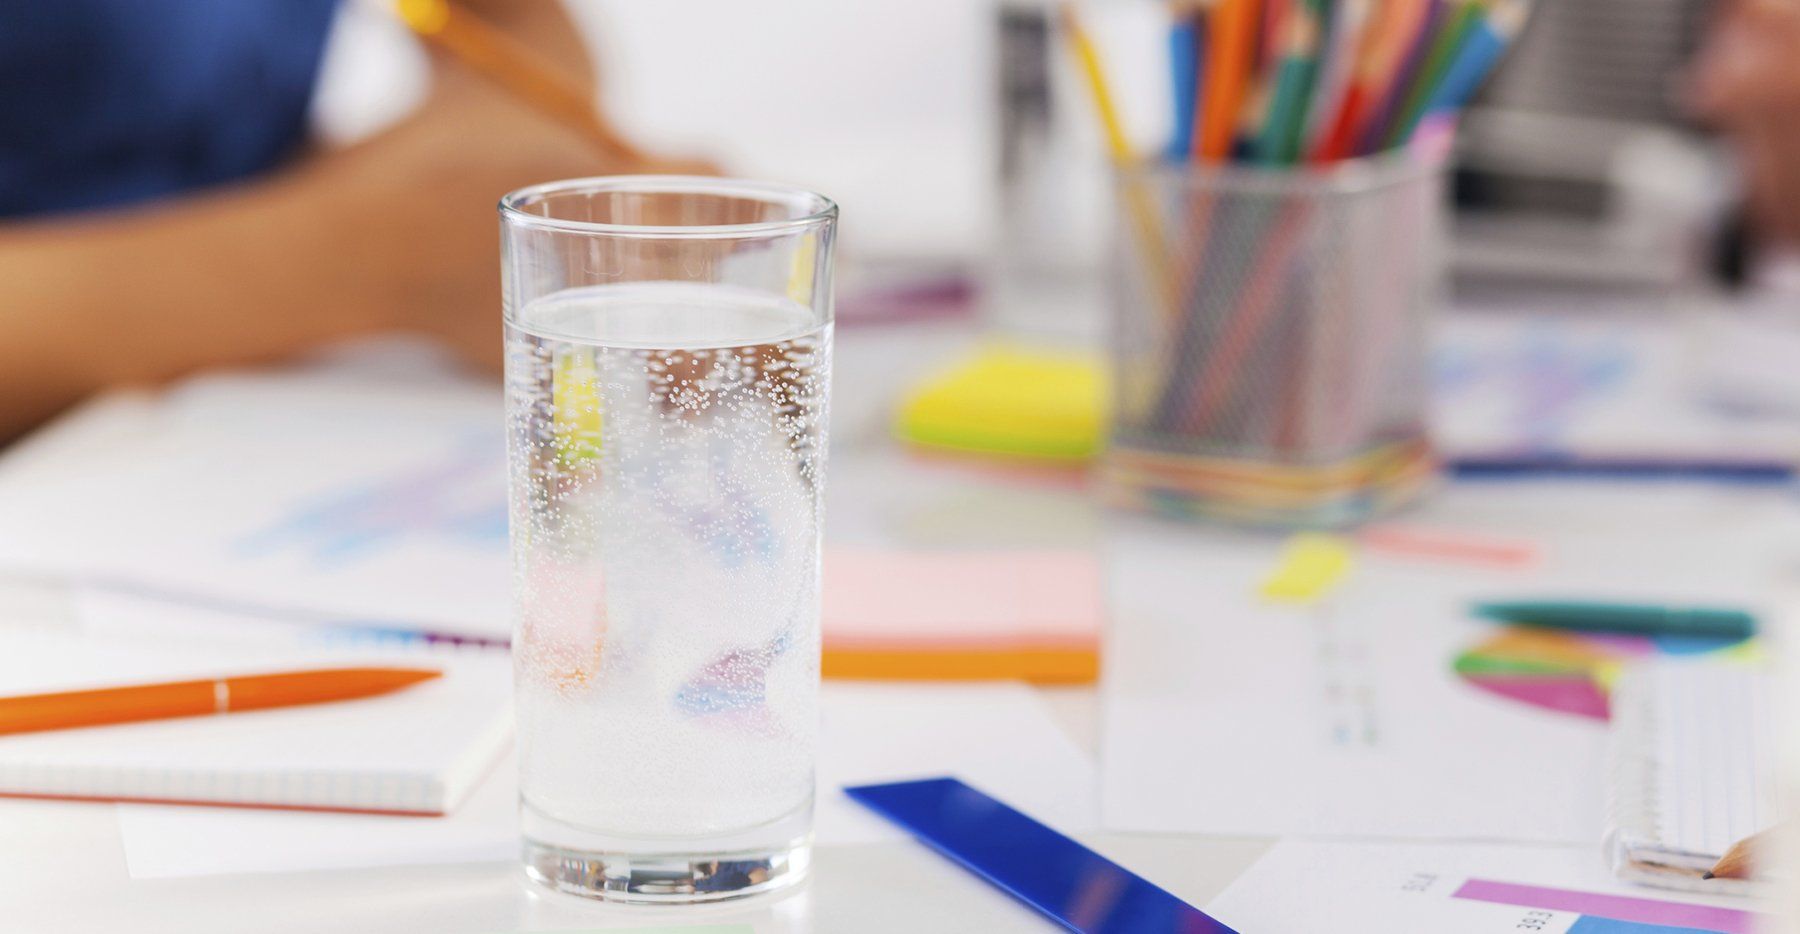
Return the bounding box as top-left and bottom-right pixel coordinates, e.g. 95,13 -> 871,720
1701,871 -> 1715,880
394,0 -> 449,34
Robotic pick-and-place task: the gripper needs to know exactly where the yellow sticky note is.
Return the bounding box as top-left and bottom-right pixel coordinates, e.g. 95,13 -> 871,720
1260,533 -> 1355,603
895,344 -> 1105,463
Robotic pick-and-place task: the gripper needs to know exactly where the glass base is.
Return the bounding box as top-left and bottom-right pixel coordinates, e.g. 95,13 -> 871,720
519,796 -> 814,904
522,837 -> 811,904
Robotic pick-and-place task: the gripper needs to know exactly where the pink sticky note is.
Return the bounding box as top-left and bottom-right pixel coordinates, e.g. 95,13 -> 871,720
822,548 -> 1102,651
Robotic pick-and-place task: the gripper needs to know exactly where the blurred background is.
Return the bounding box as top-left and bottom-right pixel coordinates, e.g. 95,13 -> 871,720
4,0 -> 1800,929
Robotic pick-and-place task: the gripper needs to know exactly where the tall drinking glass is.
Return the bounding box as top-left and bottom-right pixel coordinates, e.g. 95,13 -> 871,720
500,177 -> 836,903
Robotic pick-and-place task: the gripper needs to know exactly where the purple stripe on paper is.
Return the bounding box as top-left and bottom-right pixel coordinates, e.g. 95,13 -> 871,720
1452,879 -> 1757,933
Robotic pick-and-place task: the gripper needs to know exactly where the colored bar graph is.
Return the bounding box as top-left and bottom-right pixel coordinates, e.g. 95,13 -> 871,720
1568,917 -> 1730,934
1452,879 -> 1759,933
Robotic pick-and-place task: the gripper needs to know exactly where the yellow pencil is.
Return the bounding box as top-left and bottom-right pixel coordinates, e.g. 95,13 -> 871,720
393,0 -> 646,162
1059,4 -> 1175,311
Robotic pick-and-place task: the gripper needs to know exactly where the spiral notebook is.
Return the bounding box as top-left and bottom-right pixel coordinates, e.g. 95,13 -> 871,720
0,631 -> 512,815
1605,662 -> 1779,894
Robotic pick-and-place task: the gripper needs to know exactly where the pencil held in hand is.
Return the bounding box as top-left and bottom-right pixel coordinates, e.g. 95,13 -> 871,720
394,0 -> 647,163
0,668 -> 442,736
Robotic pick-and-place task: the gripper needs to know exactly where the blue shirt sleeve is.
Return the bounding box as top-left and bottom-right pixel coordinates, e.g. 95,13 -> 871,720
0,0 -> 340,218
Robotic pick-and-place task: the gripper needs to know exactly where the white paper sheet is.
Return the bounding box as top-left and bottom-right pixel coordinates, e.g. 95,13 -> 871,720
1432,309 -> 1800,459
1207,840 -> 1763,934
117,681 -> 1095,877
1099,485 -> 1797,843
116,752 -> 522,879
0,372 -> 512,636
815,682 -> 1097,846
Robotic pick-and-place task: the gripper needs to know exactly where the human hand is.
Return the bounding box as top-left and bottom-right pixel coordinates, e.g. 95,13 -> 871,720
1689,0 -> 1800,244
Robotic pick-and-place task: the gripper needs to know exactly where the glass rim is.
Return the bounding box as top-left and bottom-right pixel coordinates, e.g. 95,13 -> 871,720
499,175 -> 838,239
1117,148 -> 1443,196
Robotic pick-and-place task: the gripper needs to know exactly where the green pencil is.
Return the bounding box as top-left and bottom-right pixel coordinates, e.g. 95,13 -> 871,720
1255,0 -> 1327,164
1471,601 -> 1758,641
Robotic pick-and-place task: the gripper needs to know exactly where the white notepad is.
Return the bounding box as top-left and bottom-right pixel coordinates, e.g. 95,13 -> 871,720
0,631 -> 512,815
1606,661 -> 1779,894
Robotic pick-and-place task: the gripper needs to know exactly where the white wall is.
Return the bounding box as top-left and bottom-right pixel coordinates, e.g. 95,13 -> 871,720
570,0 -> 999,259
568,0 -> 1170,262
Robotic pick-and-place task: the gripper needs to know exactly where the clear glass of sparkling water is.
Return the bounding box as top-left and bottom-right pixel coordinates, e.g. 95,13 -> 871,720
500,177 -> 835,903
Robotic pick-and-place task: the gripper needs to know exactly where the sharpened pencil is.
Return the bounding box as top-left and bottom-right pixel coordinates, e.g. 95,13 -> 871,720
1706,824 -> 1782,880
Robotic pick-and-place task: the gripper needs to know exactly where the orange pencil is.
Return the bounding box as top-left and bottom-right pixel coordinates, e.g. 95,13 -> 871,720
1196,0 -> 1262,161
0,668 -> 442,736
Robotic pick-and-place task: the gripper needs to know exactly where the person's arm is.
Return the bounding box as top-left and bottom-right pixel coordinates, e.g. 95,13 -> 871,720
0,0 -> 674,441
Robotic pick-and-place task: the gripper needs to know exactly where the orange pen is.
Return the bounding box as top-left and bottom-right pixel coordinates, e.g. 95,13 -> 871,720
0,668 -> 442,736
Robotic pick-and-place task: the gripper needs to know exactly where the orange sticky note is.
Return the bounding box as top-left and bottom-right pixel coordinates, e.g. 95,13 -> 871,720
822,548 -> 1102,684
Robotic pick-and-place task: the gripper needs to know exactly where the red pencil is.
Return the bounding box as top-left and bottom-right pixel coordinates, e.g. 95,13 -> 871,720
1312,0 -> 1431,161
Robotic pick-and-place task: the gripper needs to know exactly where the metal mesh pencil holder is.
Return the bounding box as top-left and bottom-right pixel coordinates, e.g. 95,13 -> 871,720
1102,154 -> 1444,529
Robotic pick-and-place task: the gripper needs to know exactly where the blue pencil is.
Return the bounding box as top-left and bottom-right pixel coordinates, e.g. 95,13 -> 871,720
1168,15 -> 1200,158
1421,0 -> 1527,117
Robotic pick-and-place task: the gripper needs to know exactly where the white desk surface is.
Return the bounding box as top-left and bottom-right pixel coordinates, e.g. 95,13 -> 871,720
0,582 -> 1266,934
0,304 -> 1788,932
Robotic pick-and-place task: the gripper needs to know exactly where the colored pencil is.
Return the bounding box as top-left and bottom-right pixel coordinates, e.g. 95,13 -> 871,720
1188,0 -> 1221,155
1261,0 -> 1291,68
1357,0 -> 1446,153
1061,6 -> 1135,163
392,0 -> 645,163
1304,0 -> 1367,147
1061,5 -> 1178,315
1310,0 -> 1425,159
1169,12 -> 1202,159
1422,0 -> 1528,115
1256,0 -> 1326,163
1197,0 -> 1262,160
1384,0 -> 1485,149
0,667 -> 442,736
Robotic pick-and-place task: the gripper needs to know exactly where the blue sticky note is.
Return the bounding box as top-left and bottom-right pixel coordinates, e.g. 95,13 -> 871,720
844,777 -> 1237,933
